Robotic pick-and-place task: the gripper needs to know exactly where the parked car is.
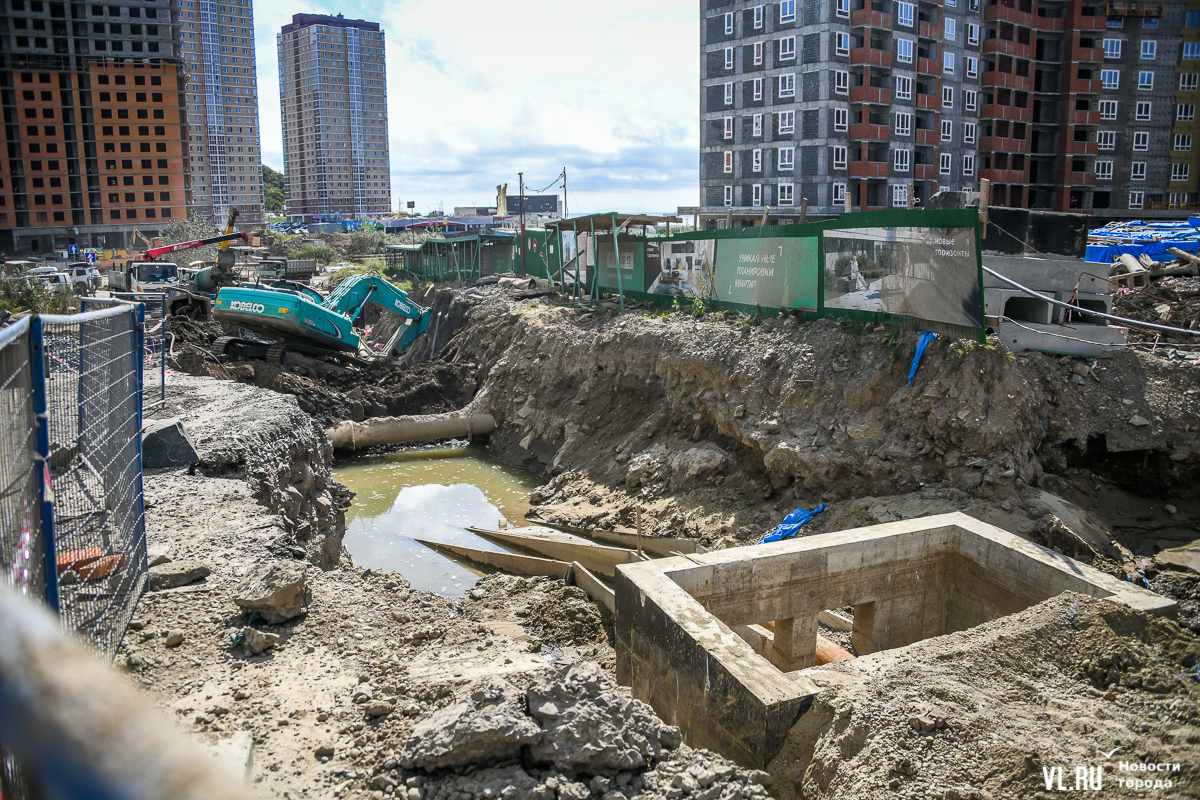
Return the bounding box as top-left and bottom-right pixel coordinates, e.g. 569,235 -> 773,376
38,272 -> 71,293
65,264 -> 103,296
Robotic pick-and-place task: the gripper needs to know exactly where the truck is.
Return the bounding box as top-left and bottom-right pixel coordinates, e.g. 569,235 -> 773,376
256,258 -> 318,283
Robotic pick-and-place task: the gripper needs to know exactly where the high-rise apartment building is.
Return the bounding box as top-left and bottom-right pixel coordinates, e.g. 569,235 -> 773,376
277,13 -> 391,222
699,0 -> 1200,227
0,0 -> 190,255
178,0 -> 264,227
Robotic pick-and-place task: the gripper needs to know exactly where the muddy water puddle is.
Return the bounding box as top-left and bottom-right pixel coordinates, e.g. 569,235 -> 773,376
334,442 -> 540,598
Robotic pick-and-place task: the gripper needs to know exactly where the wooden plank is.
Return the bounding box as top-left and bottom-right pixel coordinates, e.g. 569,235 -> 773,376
819,610 -> 853,631
467,526 -> 639,579
526,517 -> 699,556
570,561 -> 615,614
414,538 -> 571,580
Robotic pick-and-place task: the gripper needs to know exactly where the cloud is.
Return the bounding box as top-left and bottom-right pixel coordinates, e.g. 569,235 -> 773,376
254,0 -> 699,214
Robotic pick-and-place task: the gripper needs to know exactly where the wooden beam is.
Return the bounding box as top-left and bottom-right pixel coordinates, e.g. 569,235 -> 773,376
415,538 -> 570,580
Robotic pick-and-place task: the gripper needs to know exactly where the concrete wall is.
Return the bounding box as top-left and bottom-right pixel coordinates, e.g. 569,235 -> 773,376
614,567 -> 814,769
981,207 -> 1089,258
615,513 -> 1174,769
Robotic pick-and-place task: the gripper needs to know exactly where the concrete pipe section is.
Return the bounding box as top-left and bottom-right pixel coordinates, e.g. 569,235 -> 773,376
326,413 -> 496,450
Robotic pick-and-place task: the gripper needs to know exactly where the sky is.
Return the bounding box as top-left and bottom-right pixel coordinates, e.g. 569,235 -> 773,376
254,0 -> 700,216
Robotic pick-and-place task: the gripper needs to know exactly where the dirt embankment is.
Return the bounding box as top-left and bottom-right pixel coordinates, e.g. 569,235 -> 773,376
168,286 -> 1200,617
767,593 -> 1200,800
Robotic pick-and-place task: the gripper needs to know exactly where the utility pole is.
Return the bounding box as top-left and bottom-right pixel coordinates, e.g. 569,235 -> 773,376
519,172 -> 526,277
562,167 -> 568,218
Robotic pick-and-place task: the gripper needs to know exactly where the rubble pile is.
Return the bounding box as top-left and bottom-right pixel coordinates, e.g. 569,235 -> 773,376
400,663 -> 772,800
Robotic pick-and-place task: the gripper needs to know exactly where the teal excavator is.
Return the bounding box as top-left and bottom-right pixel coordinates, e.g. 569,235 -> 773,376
210,273 -> 430,365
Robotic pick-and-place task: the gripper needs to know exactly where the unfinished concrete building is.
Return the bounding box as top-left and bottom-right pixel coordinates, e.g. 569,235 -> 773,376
0,0 -> 190,255
698,0 -> 1200,226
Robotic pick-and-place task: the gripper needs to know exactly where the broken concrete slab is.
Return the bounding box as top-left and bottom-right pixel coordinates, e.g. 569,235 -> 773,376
141,417 -> 200,469
148,560 -> 212,592
401,693 -> 541,770
232,560 -> 309,624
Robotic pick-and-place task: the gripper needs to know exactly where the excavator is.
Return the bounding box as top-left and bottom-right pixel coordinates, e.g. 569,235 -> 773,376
210,272 -> 430,367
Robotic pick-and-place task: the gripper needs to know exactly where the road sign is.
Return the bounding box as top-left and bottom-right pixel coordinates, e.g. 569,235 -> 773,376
85,252 -> 97,263
68,245 -> 78,255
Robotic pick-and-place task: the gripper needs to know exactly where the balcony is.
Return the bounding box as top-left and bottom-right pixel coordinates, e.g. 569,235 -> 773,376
917,92 -> 940,110
983,38 -> 1035,60
1070,109 -> 1101,125
1061,171 -> 1096,186
979,168 -> 1028,183
980,135 -> 1030,153
916,128 -> 940,145
983,71 -> 1033,91
849,123 -> 890,140
1075,46 -> 1103,62
915,164 -> 939,180
1066,139 -> 1099,155
851,9 -> 892,28
918,57 -> 939,76
919,20 -> 940,40
1067,77 -> 1101,93
980,103 -> 1031,122
850,85 -> 891,104
984,5 -> 1034,26
849,161 -> 890,178
850,47 -> 892,68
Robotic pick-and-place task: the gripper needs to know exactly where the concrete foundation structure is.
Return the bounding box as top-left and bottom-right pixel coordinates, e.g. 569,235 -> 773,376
614,513 -> 1173,769
982,253 -> 1125,356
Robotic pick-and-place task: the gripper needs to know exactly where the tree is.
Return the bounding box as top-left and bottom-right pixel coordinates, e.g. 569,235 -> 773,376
262,165 -> 285,213
265,186 -> 285,214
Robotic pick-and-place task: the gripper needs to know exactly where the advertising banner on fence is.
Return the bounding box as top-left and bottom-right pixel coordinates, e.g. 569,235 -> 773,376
716,236 -> 818,311
822,226 -> 982,329
596,241 -> 641,292
645,240 -> 715,298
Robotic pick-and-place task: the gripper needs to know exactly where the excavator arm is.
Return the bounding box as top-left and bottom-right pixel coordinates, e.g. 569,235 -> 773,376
323,273 -> 431,354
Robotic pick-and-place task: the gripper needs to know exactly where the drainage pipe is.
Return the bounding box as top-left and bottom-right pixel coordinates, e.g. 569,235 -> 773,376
982,265 -> 1200,337
326,413 -> 496,450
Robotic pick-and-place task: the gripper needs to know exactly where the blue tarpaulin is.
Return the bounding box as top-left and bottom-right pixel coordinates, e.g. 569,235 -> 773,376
909,332 -> 939,386
757,504 -> 827,544
1086,220 -> 1200,265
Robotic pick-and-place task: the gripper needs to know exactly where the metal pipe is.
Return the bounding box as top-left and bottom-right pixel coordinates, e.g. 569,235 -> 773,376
326,412 -> 496,450
982,265 -> 1200,337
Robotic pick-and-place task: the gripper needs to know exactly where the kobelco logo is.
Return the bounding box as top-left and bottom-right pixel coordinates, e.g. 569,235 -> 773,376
229,300 -> 266,313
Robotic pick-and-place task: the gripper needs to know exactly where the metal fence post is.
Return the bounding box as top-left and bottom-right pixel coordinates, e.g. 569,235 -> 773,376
133,304 -> 148,581
28,316 -> 59,613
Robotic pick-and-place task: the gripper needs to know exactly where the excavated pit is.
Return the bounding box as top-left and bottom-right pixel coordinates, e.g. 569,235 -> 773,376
149,283 -> 1200,797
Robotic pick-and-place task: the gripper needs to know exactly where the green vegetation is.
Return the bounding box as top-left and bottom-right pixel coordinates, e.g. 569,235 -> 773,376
328,263 -> 414,293
263,165 -> 285,214
0,277 -> 82,315
344,229 -> 388,257
288,242 -> 338,264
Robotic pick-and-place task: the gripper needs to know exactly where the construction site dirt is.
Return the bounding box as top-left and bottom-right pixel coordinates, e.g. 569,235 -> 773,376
140,282 -> 1200,799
